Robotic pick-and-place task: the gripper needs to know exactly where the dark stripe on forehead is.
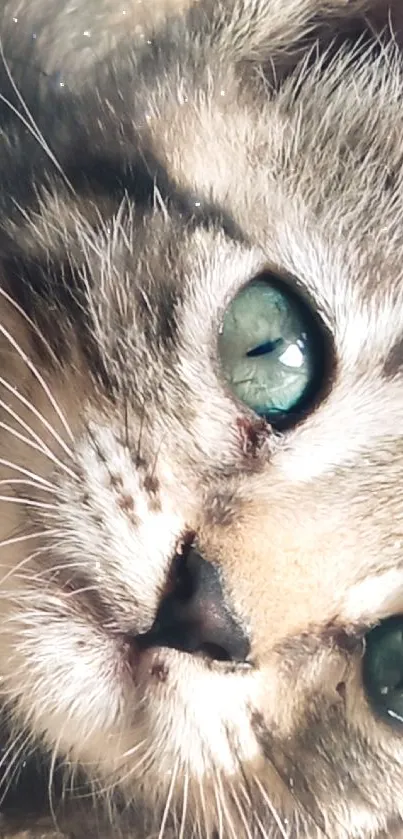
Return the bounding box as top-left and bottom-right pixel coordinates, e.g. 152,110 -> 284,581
61,148 -> 245,243
1,147 -> 245,389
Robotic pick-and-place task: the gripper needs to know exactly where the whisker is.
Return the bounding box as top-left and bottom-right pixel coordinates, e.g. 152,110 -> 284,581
0,40 -> 74,193
0,420 -> 76,479
0,373 -> 75,461
0,494 -> 59,511
254,776 -> 290,839
148,436 -> 163,484
253,810 -> 271,839
158,757 -> 179,839
0,540 -> 61,589
123,385 -> 130,450
0,392 -> 70,466
19,560 -> 95,585
214,770 -> 238,839
24,560 -> 88,578
0,478 -> 55,493
236,752 -> 266,839
135,396 -> 146,466
63,585 -> 103,599
178,767 -> 189,839
86,424 -> 120,487
48,727 -> 65,832
119,740 -> 149,761
0,458 -> 56,489
197,775 -> 210,839
100,742 -> 154,795
0,287 -> 62,372
0,726 -> 28,772
229,782 -> 254,839
0,728 -> 34,807
0,318 -> 74,443
0,529 -> 58,551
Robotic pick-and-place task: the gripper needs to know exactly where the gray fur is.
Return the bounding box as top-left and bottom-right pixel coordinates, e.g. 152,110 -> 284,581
0,1 -> 402,838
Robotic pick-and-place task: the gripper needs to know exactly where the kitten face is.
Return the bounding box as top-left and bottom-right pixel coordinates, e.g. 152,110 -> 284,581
0,1 -> 403,837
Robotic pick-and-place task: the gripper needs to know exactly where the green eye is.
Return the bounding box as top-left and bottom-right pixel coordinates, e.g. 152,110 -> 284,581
363,617 -> 403,724
218,275 -> 324,426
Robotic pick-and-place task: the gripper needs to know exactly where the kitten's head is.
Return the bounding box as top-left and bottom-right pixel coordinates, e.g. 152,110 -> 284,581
1,1 -> 403,836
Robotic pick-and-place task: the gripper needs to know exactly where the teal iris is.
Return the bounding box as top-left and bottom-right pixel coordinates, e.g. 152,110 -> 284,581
218,277 -> 317,422
364,618 -> 403,724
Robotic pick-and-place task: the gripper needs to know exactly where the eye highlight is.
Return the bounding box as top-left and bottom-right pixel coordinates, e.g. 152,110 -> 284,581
363,617 -> 403,725
218,274 -> 326,427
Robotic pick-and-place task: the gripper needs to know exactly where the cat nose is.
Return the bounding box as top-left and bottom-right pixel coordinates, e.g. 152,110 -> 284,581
137,547 -> 250,663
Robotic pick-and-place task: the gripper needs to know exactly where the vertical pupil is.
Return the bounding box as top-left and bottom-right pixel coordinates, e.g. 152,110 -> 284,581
218,275 -> 323,424
247,338 -> 283,358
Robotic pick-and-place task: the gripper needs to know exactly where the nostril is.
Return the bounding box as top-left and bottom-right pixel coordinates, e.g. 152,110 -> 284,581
137,545 -> 250,663
198,642 -> 233,662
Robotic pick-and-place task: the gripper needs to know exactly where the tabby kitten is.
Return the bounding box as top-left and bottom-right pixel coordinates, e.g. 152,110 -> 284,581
0,1 -> 402,837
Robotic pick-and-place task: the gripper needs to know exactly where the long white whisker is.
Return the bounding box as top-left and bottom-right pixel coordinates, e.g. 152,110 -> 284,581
23,561 -> 88,579
214,770 -> 238,839
0,41 -> 74,193
0,458 -> 55,489
0,548 -> 91,588
254,775 -> 290,839
102,743 -> 154,794
119,740 -> 150,761
178,768 -> 189,839
0,494 -> 58,511
0,392 -> 67,463
197,776 -> 210,839
0,727 -> 28,772
63,585 -> 101,599
0,729 -> 33,806
254,810 -> 271,839
48,727 -> 66,832
0,319 -> 74,443
0,286 -> 62,371
158,758 -> 179,839
0,540 -> 61,588
0,374 -> 74,461
0,420 -> 76,479
0,529 -> 59,551
0,92 -> 68,188
0,479 -> 55,493
229,782 -> 254,839
18,560 -> 96,585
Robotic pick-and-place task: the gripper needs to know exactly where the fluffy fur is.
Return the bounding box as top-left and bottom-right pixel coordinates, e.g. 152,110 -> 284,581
0,0 -> 402,837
